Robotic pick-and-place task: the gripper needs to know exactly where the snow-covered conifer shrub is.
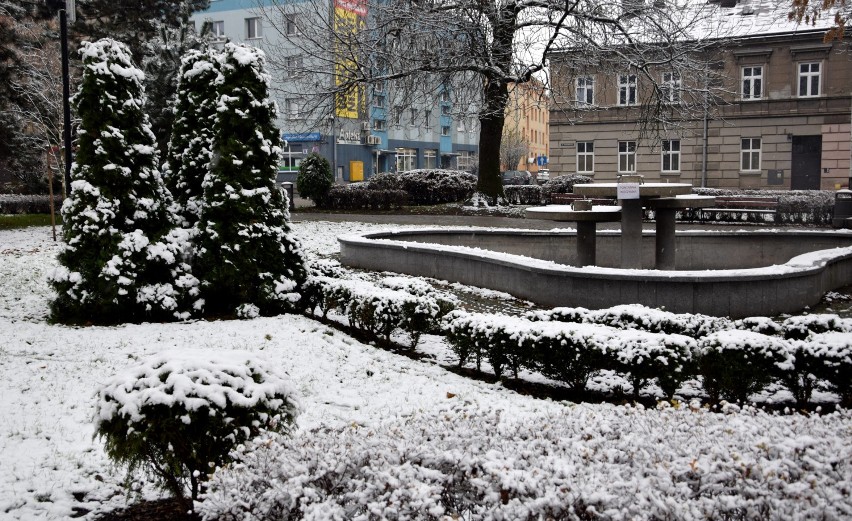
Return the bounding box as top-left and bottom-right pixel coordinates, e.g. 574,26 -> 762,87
296,152 -> 333,205
192,43 -> 307,318
199,401 -> 852,520
94,351 -> 299,503
781,313 -> 852,340
698,331 -> 795,403
734,316 -> 784,336
50,39 -> 198,325
163,47 -> 221,228
368,169 -> 476,205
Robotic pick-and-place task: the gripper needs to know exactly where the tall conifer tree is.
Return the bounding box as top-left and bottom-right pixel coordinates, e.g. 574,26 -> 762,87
192,43 -> 306,318
164,47 -> 220,228
51,39 -> 198,324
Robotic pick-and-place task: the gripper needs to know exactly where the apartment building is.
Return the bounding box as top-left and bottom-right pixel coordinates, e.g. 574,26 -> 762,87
192,0 -> 479,183
549,1 -> 851,190
504,79 -> 550,174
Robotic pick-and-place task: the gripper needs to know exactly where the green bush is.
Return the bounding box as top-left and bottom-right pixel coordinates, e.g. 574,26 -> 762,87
367,169 -> 476,205
324,185 -> 408,210
541,174 -> 593,203
296,152 -> 333,204
698,331 -> 794,403
94,352 -> 299,504
503,185 -> 543,205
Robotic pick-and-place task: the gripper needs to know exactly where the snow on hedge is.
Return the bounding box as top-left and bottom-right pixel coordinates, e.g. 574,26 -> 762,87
198,400 -> 852,521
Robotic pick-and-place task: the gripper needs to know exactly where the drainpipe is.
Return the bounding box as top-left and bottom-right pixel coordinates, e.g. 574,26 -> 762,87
701,89 -> 709,188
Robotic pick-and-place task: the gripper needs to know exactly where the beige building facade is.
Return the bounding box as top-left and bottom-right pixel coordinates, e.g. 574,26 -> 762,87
549,26 -> 852,190
505,80 -> 550,174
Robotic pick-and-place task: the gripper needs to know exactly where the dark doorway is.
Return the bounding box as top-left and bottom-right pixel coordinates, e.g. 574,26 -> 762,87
791,135 -> 822,190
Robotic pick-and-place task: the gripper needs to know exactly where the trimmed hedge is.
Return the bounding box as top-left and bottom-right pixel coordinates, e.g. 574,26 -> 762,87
0,194 -> 63,214
503,184 -> 543,205
540,174 -> 593,203
321,185 -> 407,210
368,169 -> 476,205
690,188 -> 835,225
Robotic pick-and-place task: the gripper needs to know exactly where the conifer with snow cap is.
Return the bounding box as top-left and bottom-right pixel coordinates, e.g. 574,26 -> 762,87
193,43 -> 307,317
164,47 -> 221,228
50,38 -> 199,324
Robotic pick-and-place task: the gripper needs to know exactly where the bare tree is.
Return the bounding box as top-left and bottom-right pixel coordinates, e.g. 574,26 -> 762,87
789,0 -> 849,41
257,0 -> 733,200
500,127 -> 529,172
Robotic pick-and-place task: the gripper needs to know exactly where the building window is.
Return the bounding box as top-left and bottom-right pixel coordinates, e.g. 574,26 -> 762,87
285,55 -> 302,75
741,138 -> 761,172
441,125 -> 451,136
373,118 -> 386,131
392,106 -> 402,126
661,72 -> 681,103
409,108 -> 417,125
424,110 -> 432,129
441,104 -> 451,116
661,139 -> 680,172
576,141 -> 594,173
742,66 -> 763,100
618,74 -> 637,106
798,62 -> 821,97
372,94 -> 385,108
395,147 -> 417,172
211,20 -> 225,39
618,141 -> 636,173
468,118 -> 476,133
284,98 -> 300,120
374,82 -> 384,93
284,14 -> 297,36
440,90 -> 451,102
245,17 -> 262,39
457,118 -> 465,132
457,150 -> 474,170
576,76 -> 595,105
424,149 -> 438,168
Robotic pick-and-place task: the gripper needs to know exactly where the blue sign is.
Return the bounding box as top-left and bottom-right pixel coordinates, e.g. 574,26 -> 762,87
282,132 -> 321,143
537,155 -> 548,166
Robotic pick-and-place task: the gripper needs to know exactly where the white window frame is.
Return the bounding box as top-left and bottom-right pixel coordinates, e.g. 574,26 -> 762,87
457,150 -> 474,170
661,139 -> 680,173
409,108 -> 417,126
576,141 -> 594,173
395,147 -> 417,172
441,104 -> 451,116
661,72 -> 681,103
424,149 -> 438,169
440,90 -> 451,102
285,55 -> 302,75
372,94 -> 385,108
798,62 -> 821,98
424,110 -> 432,129
618,74 -> 637,106
741,138 -> 761,172
211,20 -> 225,39
245,17 -> 262,39
741,65 -> 763,100
284,14 -> 298,36
441,125 -> 451,136
618,141 -> 637,173
576,76 -> 595,105
372,118 -> 386,131
284,98 -> 301,120
457,118 -> 465,132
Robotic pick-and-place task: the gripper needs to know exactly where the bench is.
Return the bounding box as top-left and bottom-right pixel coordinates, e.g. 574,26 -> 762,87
697,196 -> 779,222
550,193 -> 617,206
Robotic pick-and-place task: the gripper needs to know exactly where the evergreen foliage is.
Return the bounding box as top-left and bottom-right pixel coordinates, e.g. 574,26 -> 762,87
49,39 -> 197,324
94,351 -> 299,503
192,43 -> 307,317
296,152 -> 333,204
164,47 -> 221,227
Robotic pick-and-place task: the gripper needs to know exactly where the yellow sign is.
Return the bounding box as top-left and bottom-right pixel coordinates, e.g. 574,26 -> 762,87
334,0 -> 366,119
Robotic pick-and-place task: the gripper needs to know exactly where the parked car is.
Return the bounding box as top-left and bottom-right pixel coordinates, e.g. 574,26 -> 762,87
536,169 -> 550,184
501,170 -> 533,185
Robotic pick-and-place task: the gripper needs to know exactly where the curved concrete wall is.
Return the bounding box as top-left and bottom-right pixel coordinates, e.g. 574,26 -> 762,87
339,229 -> 852,318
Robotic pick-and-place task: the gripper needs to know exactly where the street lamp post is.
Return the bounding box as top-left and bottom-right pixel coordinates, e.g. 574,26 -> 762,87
45,0 -> 74,195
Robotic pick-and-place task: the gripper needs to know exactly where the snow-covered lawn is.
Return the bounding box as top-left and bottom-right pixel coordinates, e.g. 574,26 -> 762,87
1,223 -> 850,519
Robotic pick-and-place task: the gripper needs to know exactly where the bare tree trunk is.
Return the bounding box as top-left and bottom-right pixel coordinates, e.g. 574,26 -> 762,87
477,79 -> 509,200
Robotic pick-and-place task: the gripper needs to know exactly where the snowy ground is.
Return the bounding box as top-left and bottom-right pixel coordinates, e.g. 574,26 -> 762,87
1,223 -> 851,519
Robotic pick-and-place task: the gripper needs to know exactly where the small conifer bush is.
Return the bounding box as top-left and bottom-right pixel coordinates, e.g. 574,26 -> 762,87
296,152 -> 333,204
94,351 -> 299,504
